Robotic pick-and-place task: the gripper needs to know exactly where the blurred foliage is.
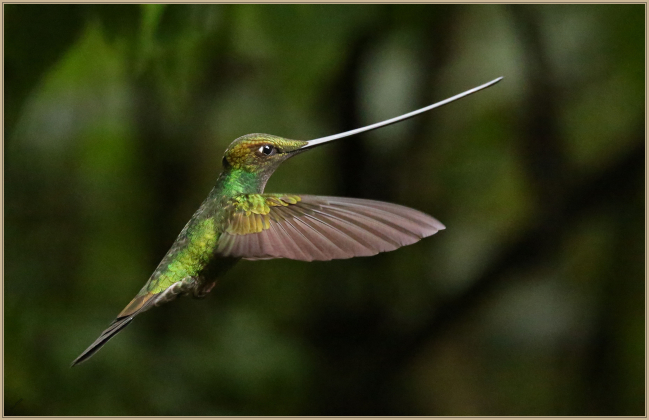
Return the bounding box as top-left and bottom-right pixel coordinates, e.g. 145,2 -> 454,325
4,4 -> 645,416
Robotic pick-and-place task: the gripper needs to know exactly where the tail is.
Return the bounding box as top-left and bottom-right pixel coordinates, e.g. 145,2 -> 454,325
70,315 -> 135,366
71,292 -> 159,367
71,277 -> 203,366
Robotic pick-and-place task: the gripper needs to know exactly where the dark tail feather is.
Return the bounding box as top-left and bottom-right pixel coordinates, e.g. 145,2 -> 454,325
72,280 -> 194,366
70,316 -> 135,367
71,292 -> 159,367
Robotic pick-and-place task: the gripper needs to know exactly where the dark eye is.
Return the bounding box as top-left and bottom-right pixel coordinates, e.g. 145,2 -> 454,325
258,144 -> 276,156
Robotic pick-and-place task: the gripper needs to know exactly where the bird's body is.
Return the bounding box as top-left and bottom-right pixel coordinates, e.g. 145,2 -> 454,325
72,78 -> 502,366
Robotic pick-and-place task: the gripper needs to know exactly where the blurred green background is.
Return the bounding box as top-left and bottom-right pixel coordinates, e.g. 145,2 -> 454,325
4,4 -> 645,416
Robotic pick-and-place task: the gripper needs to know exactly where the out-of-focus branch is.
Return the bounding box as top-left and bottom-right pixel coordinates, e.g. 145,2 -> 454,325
508,5 -> 571,215
330,31 -> 376,199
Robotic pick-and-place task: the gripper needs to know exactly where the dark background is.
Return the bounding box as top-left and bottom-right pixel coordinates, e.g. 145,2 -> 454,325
4,4 -> 645,416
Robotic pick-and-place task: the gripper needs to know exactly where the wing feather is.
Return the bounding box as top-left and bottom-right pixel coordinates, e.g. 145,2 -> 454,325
270,214 -> 312,261
326,206 -> 422,242
217,194 -> 444,261
280,204 -> 348,259
298,204 -> 390,253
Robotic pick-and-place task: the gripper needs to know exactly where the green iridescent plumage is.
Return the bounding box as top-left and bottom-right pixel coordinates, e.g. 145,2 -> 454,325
146,218 -> 218,293
72,78 -> 501,366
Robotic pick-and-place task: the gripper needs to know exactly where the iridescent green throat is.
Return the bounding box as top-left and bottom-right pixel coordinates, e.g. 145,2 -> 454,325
216,168 -> 268,195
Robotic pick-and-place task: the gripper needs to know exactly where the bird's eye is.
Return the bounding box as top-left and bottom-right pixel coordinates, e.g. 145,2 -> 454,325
258,144 -> 276,156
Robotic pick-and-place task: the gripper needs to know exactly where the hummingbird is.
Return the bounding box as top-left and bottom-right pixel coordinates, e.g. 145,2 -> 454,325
71,77 -> 502,366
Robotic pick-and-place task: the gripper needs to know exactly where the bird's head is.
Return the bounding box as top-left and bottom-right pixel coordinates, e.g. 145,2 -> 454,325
222,134 -> 308,176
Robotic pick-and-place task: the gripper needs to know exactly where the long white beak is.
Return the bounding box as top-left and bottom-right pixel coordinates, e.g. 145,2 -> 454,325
300,76 -> 503,149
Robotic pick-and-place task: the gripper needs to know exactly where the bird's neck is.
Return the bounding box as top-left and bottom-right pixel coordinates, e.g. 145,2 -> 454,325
215,168 -> 269,196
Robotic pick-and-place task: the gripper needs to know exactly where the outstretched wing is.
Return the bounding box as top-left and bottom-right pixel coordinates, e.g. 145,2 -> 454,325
215,194 -> 445,262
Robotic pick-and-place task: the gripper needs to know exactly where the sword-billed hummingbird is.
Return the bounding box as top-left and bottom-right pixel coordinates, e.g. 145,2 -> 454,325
72,77 -> 502,366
